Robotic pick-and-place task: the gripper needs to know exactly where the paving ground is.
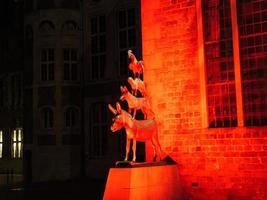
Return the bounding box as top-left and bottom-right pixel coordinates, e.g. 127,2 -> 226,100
0,178 -> 106,200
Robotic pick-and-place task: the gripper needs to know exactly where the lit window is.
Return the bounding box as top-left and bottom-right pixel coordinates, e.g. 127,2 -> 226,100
0,130 -> 3,158
118,8 -> 137,77
63,49 -> 78,81
90,16 -> 106,80
41,48 -> 54,81
12,129 -> 23,158
89,103 -> 108,157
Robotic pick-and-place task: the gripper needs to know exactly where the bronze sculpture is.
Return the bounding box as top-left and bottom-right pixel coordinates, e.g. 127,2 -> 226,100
108,50 -> 163,163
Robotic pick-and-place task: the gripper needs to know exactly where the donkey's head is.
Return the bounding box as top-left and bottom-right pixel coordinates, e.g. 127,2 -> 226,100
120,86 -> 129,101
108,102 -> 125,132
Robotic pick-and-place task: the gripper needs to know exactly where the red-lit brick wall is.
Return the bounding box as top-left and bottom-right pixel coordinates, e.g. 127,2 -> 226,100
141,0 -> 267,199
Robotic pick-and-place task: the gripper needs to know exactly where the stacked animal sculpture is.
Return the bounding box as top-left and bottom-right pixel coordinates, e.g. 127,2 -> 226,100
108,50 -> 163,162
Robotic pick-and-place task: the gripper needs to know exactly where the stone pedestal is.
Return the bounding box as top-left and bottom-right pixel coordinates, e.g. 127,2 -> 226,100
103,162 -> 182,200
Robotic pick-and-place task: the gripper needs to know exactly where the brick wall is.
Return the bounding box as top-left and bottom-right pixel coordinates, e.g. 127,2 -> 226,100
141,0 -> 267,199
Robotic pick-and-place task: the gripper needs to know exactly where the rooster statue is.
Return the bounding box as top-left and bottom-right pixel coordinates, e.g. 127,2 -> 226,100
128,50 -> 144,78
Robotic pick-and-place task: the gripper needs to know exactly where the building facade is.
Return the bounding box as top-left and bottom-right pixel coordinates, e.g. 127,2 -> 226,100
141,0 -> 267,199
23,0 -> 82,182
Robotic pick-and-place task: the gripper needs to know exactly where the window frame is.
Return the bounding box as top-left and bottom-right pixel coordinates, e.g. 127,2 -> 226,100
11,128 -> 23,159
63,48 -> 79,81
88,103 -> 108,158
42,107 -> 54,129
40,48 -> 55,81
90,15 -> 106,80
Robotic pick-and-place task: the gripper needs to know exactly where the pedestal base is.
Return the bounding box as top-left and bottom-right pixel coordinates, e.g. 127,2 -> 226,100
103,162 -> 182,200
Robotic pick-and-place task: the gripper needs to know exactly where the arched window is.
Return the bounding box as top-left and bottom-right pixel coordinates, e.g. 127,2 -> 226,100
39,20 -> 55,33
42,107 -> 54,129
65,107 -> 78,128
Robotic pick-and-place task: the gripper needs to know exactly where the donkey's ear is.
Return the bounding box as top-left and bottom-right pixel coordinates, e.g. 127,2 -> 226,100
123,86 -> 128,91
120,86 -> 124,92
116,102 -> 122,113
108,104 -> 117,115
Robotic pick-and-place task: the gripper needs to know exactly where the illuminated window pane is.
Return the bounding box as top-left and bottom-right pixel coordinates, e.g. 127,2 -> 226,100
13,130 -> 17,142
13,143 -> 17,158
0,130 -> 2,142
18,142 -> 22,158
0,144 -> 2,158
11,129 -> 23,158
0,131 -> 2,158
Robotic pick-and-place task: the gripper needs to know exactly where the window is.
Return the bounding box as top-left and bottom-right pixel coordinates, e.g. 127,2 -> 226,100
63,48 -> 78,81
43,107 -> 54,129
11,129 -> 23,158
202,0 -> 237,127
90,16 -> 106,80
65,107 -> 78,128
39,20 -> 55,33
11,74 -> 22,108
89,103 -> 108,157
0,130 -> 3,158
238,0 -> 267,126
41,48 -> 54,81
118,8 -> 137,77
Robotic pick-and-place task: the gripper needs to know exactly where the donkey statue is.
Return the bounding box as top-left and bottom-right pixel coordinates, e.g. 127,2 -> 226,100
120,86 -> 154,119
128,50 -> 144,79
128,77 -> 147,97
108,102 -> 163,162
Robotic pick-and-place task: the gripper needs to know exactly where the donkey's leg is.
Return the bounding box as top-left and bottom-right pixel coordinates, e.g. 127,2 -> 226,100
152,136 -> 163,161
132,109 -> 137,119
132,140 -> 136,162
124,138 -> 131,161
151,140 -> 157,162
